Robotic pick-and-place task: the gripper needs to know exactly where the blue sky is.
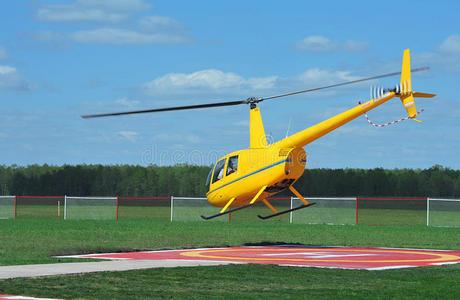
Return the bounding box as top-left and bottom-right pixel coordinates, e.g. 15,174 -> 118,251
1,0 -> 460,169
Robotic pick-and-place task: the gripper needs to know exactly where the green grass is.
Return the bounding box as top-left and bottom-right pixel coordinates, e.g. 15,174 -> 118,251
14,205 -> 64,220
0,219 -> 460,299
358,209 -> 427,226
1,219 -> 460,266
430,211 -> 460,227
1,264 -> 460,299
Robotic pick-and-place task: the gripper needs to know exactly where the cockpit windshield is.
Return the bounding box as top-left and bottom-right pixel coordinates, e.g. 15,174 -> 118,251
212,158 -> 226,184
205,168 -> 212,189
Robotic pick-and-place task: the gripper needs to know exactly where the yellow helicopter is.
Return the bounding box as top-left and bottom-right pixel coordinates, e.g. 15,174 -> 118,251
83,49 -> 435,220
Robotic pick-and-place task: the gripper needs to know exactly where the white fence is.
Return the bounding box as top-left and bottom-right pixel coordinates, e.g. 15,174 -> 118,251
0,196 -> 15,219
427,198 -> 460,227
0,195 -> 459,227
65,196 -> 117,220
291,197 -> 356,225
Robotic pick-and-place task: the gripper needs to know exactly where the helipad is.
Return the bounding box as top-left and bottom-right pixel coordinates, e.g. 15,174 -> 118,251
63,245 -> 460,270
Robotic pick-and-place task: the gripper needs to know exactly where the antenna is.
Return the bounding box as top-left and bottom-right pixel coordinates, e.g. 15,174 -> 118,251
285,117 -> 292,138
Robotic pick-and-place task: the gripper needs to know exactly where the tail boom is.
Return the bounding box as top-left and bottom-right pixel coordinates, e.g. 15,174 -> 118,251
272,48 -> 435,149
272,92 -> 397,149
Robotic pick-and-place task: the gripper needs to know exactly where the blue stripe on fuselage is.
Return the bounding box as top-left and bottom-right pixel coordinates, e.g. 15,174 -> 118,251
206,159 -> 287,196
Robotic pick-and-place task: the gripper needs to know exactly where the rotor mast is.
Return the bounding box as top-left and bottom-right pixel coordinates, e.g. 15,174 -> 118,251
249,105 -> 268,148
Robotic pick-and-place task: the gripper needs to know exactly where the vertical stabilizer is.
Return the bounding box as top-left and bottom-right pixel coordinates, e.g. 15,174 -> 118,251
250,107 -> 268,148
399,49 -> 418,118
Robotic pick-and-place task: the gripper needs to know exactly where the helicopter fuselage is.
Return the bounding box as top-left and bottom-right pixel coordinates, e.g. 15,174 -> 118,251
206,146 -> 306,207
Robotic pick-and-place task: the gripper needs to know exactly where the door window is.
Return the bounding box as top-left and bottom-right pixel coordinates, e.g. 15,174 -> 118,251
226,155 -> 238,176
212,158 -> 226,183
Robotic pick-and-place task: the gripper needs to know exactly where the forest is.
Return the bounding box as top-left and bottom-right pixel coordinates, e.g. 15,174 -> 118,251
0,164 -> 459,198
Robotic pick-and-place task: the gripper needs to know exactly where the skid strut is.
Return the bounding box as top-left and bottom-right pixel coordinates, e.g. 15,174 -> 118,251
201,186 -> 267,220
258,185 -> 316,220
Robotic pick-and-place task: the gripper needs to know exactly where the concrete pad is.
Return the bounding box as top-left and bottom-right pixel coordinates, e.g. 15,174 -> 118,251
0,260 -> 235,280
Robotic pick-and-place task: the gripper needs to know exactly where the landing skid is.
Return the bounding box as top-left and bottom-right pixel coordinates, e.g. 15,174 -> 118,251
258,202 -> 316,220
200,203 -> 254,220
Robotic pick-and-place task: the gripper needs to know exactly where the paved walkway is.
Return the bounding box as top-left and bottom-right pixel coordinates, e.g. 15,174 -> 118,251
0,260 -> 234,280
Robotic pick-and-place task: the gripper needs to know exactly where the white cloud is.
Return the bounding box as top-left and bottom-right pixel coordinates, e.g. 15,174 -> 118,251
77,0 -> 151,11
296,68 -> 357,85
0,66 -> 15,75
295,36 -> 335,52
32,31 -> 66,41
33,1 -> 190,46
138,16 -> 184,33
116,98 -> 140,107
32,27 -> 190,46
342,40 -> 370,53
0,46 -> 7,60
70,28 -> 189,45
118,131 -> 138,142
414,34 -> 460,73
36,0 -> 151,23
0,65 -> 32,91
438,34 -> 460,54
36,7 -> 126,23
140,67 -> 365,98
143,69 -> 277,94
295,35 -> 369,53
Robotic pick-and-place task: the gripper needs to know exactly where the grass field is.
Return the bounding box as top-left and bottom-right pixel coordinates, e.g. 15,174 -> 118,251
2,264 -> 460,299
0,219 -> 460,299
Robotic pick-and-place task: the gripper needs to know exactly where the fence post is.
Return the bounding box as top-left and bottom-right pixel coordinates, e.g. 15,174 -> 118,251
64,195 -> 67,220
355,196 -> 358,225
289,197 -> 293,224
170,196 -> 174,222
426,197 -> 430,226
116,196 -> 119,221
14,195 -> 17,219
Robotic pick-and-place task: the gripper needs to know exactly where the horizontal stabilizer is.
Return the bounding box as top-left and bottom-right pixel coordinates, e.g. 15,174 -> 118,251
413,92 -> 436,98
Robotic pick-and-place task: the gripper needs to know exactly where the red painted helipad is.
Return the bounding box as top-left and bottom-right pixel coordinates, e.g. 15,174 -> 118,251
64,246 -> 460,270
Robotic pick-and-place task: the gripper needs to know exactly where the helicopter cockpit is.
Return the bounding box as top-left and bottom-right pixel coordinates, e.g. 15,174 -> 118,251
205,155 -> 239,190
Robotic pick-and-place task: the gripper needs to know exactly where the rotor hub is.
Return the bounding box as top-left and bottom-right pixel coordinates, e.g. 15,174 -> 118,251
246,97 -> 262,109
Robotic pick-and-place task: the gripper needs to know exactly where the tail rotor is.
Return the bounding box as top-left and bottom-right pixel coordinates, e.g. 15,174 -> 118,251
370,85 -> 386,100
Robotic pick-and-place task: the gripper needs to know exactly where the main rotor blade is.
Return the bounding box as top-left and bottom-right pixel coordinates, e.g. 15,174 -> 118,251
81,99 -> 246,119
81,66 -> 430,119
261,67 -> 429,101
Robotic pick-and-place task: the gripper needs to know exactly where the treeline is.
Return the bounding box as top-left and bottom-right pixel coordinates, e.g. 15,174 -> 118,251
1,164 -> 459,198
